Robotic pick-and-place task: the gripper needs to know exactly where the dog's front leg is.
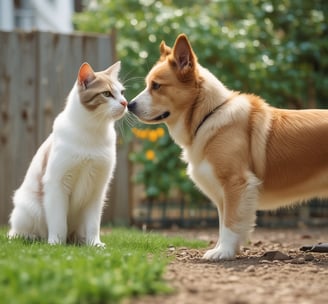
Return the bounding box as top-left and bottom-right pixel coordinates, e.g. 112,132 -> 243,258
203,172 -> 260,260
203,204 -> 242,260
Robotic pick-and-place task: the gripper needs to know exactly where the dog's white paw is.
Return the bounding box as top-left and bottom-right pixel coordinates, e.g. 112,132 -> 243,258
203,246 -> 236,261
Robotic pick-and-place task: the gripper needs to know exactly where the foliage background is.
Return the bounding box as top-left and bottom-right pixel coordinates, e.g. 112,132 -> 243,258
74,0 -> 328,202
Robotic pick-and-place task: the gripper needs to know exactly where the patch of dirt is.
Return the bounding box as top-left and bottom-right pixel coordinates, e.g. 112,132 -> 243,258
131,228 -> 328,304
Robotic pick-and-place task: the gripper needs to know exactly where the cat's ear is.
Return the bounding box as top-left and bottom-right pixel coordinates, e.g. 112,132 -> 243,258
78,62 -> 96,89
105,61 -> 121,79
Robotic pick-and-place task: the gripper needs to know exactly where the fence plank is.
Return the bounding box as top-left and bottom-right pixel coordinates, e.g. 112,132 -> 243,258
103,141 -> 131,225
37,32 -> 72,143
0,31 -> 38,224
96,33 -> 116,69
0,30 -> 13,225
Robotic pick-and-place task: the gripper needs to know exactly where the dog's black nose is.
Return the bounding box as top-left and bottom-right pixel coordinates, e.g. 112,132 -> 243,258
127,100 -> 136,111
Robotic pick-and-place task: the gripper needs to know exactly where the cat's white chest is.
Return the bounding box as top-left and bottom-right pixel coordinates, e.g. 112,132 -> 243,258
65,156 -> 113,209
48,108 -> 117,207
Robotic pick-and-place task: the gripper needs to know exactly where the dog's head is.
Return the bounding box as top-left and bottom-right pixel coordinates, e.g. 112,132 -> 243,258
128,34 -> 202,125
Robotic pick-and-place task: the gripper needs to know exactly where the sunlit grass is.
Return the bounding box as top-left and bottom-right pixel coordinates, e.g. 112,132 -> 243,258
0,227 -> 206,304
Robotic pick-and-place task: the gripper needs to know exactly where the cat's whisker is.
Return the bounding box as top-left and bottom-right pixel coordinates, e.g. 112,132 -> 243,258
116,120 -> 127,139
122,76 -> 145,86
121,67 -> 144,84
124,112 -> 139,128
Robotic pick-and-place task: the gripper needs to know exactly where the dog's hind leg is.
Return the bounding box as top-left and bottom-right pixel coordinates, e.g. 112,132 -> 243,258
203,171 -> 260,260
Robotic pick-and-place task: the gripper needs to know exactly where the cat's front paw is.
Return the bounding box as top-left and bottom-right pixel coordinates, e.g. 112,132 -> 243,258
94,241 -> 106,248
48,239 -> 64,245
86,238 -> 106,248
48,235 -> 66,245
202,246 -> 236,261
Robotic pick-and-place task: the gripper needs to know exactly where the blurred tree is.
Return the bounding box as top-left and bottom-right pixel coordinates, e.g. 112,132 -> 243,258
74,0 -> 328,202
74,0 -> 327,107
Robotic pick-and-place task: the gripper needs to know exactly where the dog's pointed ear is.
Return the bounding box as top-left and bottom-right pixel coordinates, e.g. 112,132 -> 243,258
159,41 -> 172,60
172,34 -> 197,74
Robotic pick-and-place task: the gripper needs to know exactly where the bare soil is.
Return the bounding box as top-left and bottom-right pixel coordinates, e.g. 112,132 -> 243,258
131,227 -> 328,304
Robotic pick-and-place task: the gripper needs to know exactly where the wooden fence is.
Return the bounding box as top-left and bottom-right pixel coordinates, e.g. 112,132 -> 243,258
0,30 -> 130,226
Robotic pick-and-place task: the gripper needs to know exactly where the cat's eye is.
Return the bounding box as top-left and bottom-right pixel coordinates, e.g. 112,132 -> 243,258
102,91 -> 113,98
151,81 -> 161,90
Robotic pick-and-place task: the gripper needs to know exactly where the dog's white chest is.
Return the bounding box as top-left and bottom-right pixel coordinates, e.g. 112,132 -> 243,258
187,160 -> 224,204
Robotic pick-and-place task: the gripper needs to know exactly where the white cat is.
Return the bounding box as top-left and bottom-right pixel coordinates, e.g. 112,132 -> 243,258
8,61 -> 127,246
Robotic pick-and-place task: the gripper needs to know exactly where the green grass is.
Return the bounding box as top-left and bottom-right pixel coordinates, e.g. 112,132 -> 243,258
0,227 -> 206,304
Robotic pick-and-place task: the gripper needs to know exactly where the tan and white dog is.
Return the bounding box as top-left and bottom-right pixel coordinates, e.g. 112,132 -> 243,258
128,34 -> 328,260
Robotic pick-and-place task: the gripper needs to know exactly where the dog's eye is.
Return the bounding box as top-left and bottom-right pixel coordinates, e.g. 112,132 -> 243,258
102,91 -> 113,98
152,82 -> 161,90
121,90 -> 125,95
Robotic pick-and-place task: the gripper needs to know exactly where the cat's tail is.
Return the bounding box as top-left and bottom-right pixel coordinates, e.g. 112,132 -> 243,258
8,189 -> 47,240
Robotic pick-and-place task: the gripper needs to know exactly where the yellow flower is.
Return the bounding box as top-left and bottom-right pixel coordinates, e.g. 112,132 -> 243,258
156,127 -> 165,137
148,130 -> 158,142
139,129 -> 149,139
145,149 -> 155,161
132,127 -> 165,141
132,128 -> 149,139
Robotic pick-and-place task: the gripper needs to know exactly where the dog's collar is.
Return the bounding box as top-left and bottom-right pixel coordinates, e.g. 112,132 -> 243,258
194,101 -> 227,137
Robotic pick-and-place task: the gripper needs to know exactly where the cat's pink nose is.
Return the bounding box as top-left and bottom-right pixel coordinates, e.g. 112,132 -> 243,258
120,100 -> 128,107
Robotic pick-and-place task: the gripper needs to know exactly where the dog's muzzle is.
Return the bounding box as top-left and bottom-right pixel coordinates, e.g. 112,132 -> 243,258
128,100 -> 170,121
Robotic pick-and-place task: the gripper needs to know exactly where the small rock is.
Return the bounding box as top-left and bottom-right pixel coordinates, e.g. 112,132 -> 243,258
254,241 -> 263,247
291,253 -> 314,263
304,254 -> 315,261
260,260 -> 272,264
291,257 -> 305,264
187,286 -> 199,294
245,265 -> 256,272
260,250 -> 291,261
227,275 -> 240,282
301,234 -> 312,239
288,249 -> 297,254
309,268 -> 319,273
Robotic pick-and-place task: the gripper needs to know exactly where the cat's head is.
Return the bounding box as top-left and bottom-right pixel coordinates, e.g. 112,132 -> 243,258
77,61 -> 127,120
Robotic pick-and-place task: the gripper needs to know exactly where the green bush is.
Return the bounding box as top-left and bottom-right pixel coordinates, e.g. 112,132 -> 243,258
129,126 -> 205,203
74,0 -> 328,201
